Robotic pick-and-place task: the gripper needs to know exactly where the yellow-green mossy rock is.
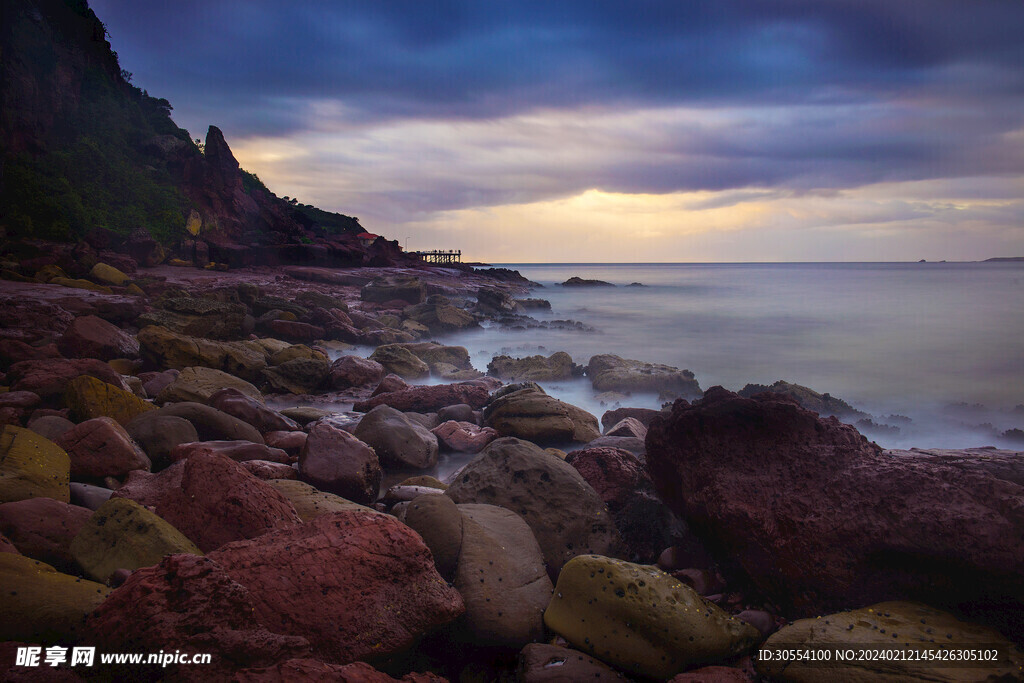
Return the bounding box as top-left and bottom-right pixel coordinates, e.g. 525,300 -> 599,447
34,264 -> 69,282
545,555 -> 761,679
155,365 -> 263,405
756,601 -> 1024,682
266,479 -> 374,522
64,375 -> 156,426
89,262 -> 131,287
0,426 -> 70,504
70,497 -> 201,583
0,553 -> 110,643
49,277 -> 114,294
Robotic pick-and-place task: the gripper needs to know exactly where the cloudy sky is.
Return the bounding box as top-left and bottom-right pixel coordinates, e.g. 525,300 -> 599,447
92,0 -> 1024,262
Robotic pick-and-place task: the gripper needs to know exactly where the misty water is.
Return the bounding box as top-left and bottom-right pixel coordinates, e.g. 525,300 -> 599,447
434,261 -> 1024,451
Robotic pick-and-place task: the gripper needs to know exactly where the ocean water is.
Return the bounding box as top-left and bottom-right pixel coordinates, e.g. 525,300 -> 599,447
441,262 -> 1024,450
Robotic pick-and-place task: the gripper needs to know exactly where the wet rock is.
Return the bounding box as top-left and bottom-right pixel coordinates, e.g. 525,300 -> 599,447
264,430 -> 307,456
361,275 -> 427,305
562,277 -> 615,287
475,287 -> 524,315
587,354 -> 702,398
137,326 -> 267,382
54,416 -> 150,480
353,405 -> 439,471
265,479 -> 372,522
157,365 -> 264,405
483,385 -> 601,445
0,497 -> 92,572
57,315 -> 139,362
646,387 -> 1024,638
353,383 -> 489,413
123,412 -> 199,471
261,357 -> 330,395
487,352 -> 581,382
210,387 -> 299,434
63,374 -> 156,426
0,554 -> 110,643
454,503 -> 553,648
8,358 -> 127,401
170,440 -> 291,465
738,379 -> 867,420
69,482 -> 113,511
371,373 -> 411,397
278,406 -> 333,426
112,451 -> 300,552
756,601 -> 1024,681
0,391 -> 41,412
383,342 -> 476,374
404,493 -> 463,581
431,420 -> 498,453
583,435 -> 646,457
545,555 -> 760,679
368,346 -> 430,380
69,497 -> 201,583
517,643 -> 624,682
329,355 -> 385,390
154,402 -> 265,444
437,403 -> 476,424
403,301 -> 478,334
446,437 -> 621,580
0,425 -> 70,504
299,421 -> 381,506
267,319 -> 325,344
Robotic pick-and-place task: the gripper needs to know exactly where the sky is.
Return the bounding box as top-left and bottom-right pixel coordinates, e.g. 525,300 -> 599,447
90,0 -> 1024,262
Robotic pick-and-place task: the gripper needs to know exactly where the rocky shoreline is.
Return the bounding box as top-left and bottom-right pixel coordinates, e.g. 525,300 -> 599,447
1,252 -> 1023,681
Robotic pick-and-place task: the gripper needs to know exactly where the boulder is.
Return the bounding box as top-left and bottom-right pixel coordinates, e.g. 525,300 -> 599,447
0,340 -> 63,367
371,373 -> 411,396
383,342 -> 475,374
584,434 -> 646,457
278,406 -> 333,426
156,366 -> 264,405
562,277 -> 614,287
70,482 -> 113,511
329,355 -> 386,390
483,385 -> 601,445
430,421 -> 498,453
265,479 -> 371,522
360,276 -> 426,305
261,357 -> 330,395
69,497 -> 201,583
517,643 -> 623,682
0,426 -> 70,503
403,302 -> 478,334
587,354 -> 702,398
353,405 -> 439,471
545,555 -> 760,679
487,352 -> 580,382
240,460 -> 297,481
54,416 -> 150,480
446,437 -> 621,579
0,554 -> 110,643
112,452 -> 300,552
353,383 -> 489,413
27,415 -> 74,443
153,402 -> 265,444
8,358 -> 127,401
646,387 -> 1024,638
475,286 -> 523,315
137,326 -> 267,382
209,388 -> 299,434
89,262 -> 131,287
605,416 -> 648,439
57,315 -> 139,362
454,503 -> 553,648
138,296 -> 249,340
298,421 -> 381,506
264,430 -> 307,456
403,494 -> 462,581
139,368 -> 179,397
169,441 -> 290,465
756,601 -> 1024,682
0,497 -> 91,572
368,346 -> 430,380
123,413 -> 199,470
63,375 -> 155,426
738,379 -> 867,420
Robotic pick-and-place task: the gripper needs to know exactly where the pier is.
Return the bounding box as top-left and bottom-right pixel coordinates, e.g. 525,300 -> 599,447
413,250 -> 462,264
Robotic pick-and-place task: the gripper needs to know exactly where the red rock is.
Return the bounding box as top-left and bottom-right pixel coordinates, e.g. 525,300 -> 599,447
329,355 -> 385,390
646,387 -> 1024,638
267,320 -> 325,343
57,315 -> 140,361
207,510 -> 464,664
370,374 -> 410,397
0,392 -> 41,411
0,300 -> 74,344
231,659 -> 446,682
264,430 -> 307,456
7,358 -> 128,400
169,440 -> 291,465
0,531 -> 18,554
0,407 -> 21,427
138,369 -> 179,398
54,416 -> 150,480
669,666 -> 753,682
430,421 -> 498,453
0,497 -> 92,572
0,340 -> 62,366
353,384 -> 489,413
240,460 -> 298,481
210,387 -> 300,434
565,447 -> 646,509
112,452 -> 301,552
85,553 -> 312,676
298,421 -> 381,505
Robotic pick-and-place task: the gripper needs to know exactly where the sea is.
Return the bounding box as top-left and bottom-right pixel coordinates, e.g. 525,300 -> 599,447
434,262 -> 1024,451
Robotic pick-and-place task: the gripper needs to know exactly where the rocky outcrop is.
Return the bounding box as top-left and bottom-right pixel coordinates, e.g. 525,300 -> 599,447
360,276 -> 426,305
137,326 -> 267,382
368,345 -> 430,379
545,555 -> 760,679
587,354 -> 702,398
352,383 -> 489,413
483,385 -> 601,445
738,379 -> 867,420
645,387 -> 1024,638
7,358 -> 127,401
157,365 -> 264,405
329,355 -> 385,390
57,315 -> 139,361
487,351 -> 580,382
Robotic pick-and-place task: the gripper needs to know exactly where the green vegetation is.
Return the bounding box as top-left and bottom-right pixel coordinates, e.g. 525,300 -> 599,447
290,202 -> 363,235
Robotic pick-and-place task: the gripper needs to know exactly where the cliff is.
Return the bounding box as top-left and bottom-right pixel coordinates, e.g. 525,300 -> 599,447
0,0 -> 410,268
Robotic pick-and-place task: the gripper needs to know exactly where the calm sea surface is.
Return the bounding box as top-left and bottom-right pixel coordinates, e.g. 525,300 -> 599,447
442,262 -> 1024,450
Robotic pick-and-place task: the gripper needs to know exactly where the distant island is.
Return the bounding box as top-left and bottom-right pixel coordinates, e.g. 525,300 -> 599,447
984,257 -> 1024,262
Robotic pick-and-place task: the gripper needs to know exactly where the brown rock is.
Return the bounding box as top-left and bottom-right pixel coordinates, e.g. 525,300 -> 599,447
0,497 -> 92,572
403,494 -> 462,581
483,385 -> 601,445
169,440 -> 291,465
240,460 -> 297,481
210,388 -> 299,434
605,416 -> 648,439
517,643 -> 625,681
8,358 -> 127,401
0,392 -> 41,411
123,412 -> 199,470
264,430 -> 307,456
57,315 -> 139,361
155,402 -> 265,444
298,421 -> 381,506
112,452 -> 301,552
431,420 -> 498,453
55,417 -> 150,480
329,355 -> 385,390
371,373 -> 410,397
26,415 -> 75,442
267,319 -> 324,343
353,383 -> 489,413
266,479 -> 371,522
63,375 -> 155,426
352,405 -> 438,471
669,666 -> 752,683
